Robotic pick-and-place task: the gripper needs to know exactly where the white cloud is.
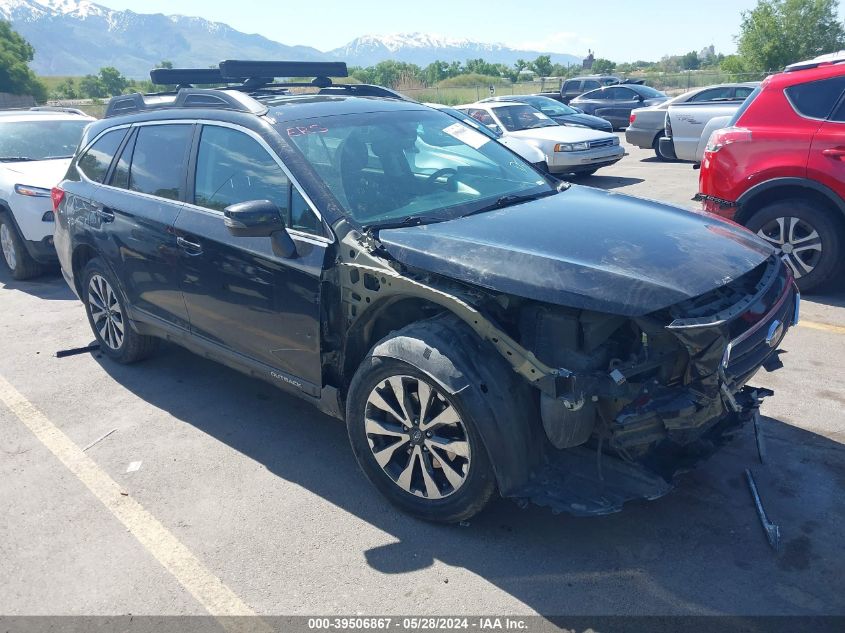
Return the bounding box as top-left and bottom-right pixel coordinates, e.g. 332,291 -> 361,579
512,31 -> 596,54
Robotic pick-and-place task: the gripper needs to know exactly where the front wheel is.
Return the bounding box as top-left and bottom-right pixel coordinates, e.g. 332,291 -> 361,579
347,352 -> 496,523
745,199 -> 842,292
0,214 -> 43,280
82,257 -> 159,363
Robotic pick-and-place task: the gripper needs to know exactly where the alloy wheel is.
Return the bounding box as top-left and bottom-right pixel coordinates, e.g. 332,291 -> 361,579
0,223 -> 16,271
88,274 -> 125,350
756,216 -> 823,279
364,375 -> 471,500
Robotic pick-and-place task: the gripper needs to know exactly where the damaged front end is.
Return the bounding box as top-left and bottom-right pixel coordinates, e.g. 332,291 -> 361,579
517,255 -> 799,515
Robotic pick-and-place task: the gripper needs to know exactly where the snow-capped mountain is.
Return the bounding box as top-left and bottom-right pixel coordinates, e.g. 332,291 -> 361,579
330,33 -> 581,67
0,0 -> 582,78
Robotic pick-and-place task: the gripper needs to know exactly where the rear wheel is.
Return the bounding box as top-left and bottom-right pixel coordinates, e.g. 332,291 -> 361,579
347,334 -> 496,523
0,214 -> 43,280
652,133 -> 671,161
82,257 -> 159,363
745,199 -> 842,292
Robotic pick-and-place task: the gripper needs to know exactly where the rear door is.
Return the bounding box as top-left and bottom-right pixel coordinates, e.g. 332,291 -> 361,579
601,87 -> 642,128
173,122 -> 329,393
807,81 -> 845,202
93,122 -> 193,329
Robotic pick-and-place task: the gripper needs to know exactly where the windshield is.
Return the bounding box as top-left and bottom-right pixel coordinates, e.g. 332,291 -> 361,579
491,105 -> 558,131
520,97 -> 578,116
0,119 -> 88,161
282,109 -> 553,227
634,85 -> 665,99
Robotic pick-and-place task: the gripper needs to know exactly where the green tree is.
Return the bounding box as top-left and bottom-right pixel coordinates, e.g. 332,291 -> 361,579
591,58 -> 616,74
52,78 -> 78,99
423,60 -> 449,85
79,74 -> 106,98
98,67 -> 129,96
0,20 -> 46,100
680,51 -> 701,70
531,55 -> 552,77
737,0 -> 845,71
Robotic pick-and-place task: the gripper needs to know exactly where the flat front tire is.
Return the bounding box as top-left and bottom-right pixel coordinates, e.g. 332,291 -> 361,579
82,257 -> 158,363
347,339 -> 496,523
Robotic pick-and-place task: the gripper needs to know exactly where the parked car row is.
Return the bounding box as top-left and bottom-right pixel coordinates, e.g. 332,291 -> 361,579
626,83 -> 758,160
0,59 -> 795,524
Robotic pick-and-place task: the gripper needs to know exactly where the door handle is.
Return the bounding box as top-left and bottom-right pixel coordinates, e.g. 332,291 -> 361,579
176,236 -> 203,255
94,206 -> 114,222
822,147 -> 845,160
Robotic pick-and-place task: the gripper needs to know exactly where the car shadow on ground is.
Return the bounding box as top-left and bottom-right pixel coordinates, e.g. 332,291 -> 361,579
92,345 -> 845,616
0,266 -> 75,302
570,175 -> 645,190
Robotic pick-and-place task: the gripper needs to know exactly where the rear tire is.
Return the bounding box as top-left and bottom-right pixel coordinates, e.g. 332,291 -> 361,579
652,133 -> 671,161
82,257 -> 159,363
0,214 -> 43,280
745,199 -> 842,293
346,327 -> 497,523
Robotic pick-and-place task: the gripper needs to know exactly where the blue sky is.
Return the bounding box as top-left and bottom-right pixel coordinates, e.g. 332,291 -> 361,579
100,0 -> 845,62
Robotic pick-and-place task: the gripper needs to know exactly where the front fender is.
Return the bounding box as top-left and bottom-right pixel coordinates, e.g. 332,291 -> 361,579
370,315 -> 545,496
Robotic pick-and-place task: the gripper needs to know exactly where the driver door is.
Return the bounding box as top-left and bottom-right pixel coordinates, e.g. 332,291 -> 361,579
173,123 -> 330,394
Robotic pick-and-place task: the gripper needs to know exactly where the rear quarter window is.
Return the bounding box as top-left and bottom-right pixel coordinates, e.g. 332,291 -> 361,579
785,76 -> 845,119
77,129 -> 127,183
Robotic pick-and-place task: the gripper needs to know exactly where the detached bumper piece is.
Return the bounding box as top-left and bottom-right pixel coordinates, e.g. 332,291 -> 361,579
514,384 -> 773,517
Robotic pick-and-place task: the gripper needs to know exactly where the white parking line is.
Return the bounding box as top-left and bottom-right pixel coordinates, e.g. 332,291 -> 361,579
0,374 -> 270,632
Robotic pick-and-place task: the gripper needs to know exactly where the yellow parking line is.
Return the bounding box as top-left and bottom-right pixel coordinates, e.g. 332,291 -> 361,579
799,320 -> 845,335
0,374 -> 270,633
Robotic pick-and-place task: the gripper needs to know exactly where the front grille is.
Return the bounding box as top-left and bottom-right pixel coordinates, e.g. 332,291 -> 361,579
589,138 -> 616,149
667,256 -> 796,387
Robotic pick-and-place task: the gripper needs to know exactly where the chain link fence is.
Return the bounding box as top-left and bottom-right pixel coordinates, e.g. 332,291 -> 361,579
399,71 -> 769,105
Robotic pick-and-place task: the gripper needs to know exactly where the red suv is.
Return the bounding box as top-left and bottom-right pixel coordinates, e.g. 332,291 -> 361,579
698,53 -> 845,291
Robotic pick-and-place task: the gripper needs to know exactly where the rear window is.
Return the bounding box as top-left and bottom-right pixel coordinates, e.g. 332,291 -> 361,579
785,77 -> 845,119
77,128 -> 127,183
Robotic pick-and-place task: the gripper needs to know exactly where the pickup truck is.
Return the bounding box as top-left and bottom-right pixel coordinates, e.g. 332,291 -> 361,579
658,101 -> 746,162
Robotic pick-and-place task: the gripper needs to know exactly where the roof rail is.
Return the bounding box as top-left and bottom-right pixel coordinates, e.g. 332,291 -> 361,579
104,88 -> 268,118
785,50 -> 845,72
29,106 -> 88,116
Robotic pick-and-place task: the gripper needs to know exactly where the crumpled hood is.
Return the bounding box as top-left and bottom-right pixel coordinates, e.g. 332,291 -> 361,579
378,186 -> 774,316
1,158 -> 72,188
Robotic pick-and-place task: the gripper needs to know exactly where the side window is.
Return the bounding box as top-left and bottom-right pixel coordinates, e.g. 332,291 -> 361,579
110,129 -> 135,189
128,124 -> 193,200
77,129 -> 127,183
563,80 -> 580,94
829,97 -> 845,123
583,80 -> 601,91
690,87 -> 733,102
734,86 -> 755,100
605,87 -> 631,100
588,88 -> 608,100
786,77 -> 845,119
194,125 -> 321,235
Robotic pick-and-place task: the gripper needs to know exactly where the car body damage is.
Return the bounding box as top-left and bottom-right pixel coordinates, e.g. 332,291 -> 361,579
332,196 -> 799,515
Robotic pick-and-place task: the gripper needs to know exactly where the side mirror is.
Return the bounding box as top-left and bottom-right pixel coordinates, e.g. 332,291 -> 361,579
636,94 -> 645,102
223,200 -> 297,258
486,124 -> 502,135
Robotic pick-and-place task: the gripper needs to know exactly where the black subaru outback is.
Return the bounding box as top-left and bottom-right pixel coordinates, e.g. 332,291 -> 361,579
53,61 -> 799,522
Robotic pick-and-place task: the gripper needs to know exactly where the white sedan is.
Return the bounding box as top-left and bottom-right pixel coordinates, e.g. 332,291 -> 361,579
456,101 -> 624,176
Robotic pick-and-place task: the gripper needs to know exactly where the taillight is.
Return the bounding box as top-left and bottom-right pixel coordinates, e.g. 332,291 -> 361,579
705,127 -> 752,153
51,187 -> 65,212
629,113 -> 636,125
